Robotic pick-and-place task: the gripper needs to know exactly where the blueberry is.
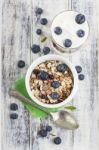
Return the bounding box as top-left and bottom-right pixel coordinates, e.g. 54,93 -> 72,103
36,8 -> 43,15
17,60 -> 25,68
46,125 -> 52,132
43,47 -> 50,55
31,44 -> 40,53
78,74 -> 85,80
36,29 -> 42,35
50,92 -> 60,99
77,29 -> 85,37
10,103 -> 18,111
10,113 -> 18,119
54,27 -> 62,35
75,66 -> 82,73
54,137 -> 61,145
75,14 -> 85,24
56,63 -> 67,73
38,129 -> 47,137
38,71 -> 49,80
40,18 -> 48,25
64,39 -> 72,48
51,81 -> 61,88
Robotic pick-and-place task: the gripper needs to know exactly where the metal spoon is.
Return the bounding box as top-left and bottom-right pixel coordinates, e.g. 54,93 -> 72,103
9,90 -> 79,130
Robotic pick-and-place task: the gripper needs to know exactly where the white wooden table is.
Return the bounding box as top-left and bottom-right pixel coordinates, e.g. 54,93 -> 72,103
1,0 -> 99,150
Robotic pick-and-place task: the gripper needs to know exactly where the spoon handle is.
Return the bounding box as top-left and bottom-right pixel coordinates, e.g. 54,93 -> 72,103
9,90 -> 50,115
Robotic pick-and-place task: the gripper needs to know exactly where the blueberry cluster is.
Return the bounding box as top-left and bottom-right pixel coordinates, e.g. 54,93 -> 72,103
10,103 -> 18,119
31,8 -> 50,55
38,125 -> 62,145
54,14 -> 86,48
75,65 -> 85,80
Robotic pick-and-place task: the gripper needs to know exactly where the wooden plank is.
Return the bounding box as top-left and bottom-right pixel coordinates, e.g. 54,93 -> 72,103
1,0 -> 31,149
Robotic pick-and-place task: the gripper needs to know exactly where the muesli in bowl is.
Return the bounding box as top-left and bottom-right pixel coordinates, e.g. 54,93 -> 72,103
29,60 -> 73,104
25,55 -> 78,109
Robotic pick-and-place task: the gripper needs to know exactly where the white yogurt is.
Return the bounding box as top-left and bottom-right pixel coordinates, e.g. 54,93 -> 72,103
51,11 -> 89,50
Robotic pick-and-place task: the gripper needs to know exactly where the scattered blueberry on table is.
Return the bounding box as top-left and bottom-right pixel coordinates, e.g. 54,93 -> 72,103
40,18 -> 48,25
35,8 -> 43,15
38,71 -> 49,80
31,44 -> 40,53
17,60 -> 25,68
77,29 -> 85,37
75,14 -> 85,24
56,63 -> 67,73
46,125 -> 52,132
10,103 -> 18,111
36,29 -> 42,35
75,65 -> 82,73
64,39 -> 72,48
54,27 -> 62,35
54,137 -> 62,145
50,92 -> 60,100
43,46 -> 50,55
51,81 -> 61,88
78,74 -> 85,80
10,113 -> 18,119
38,129 -> 47,137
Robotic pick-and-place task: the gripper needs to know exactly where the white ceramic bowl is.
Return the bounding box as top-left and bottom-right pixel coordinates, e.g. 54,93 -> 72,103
25,55 -> 78,109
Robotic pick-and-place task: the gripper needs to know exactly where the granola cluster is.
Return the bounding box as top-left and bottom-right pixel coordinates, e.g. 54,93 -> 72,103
29,60 -> 73,104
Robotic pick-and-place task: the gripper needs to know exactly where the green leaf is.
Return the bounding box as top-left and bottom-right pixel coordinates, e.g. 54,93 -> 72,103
41,36 -> 47,43
65,106 -> 77,110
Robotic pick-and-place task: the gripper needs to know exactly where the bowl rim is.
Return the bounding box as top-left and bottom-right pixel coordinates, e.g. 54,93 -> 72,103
25,55 -> 78,108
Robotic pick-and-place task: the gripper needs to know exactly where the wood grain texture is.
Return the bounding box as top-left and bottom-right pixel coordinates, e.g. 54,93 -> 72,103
1,0 -> 99,150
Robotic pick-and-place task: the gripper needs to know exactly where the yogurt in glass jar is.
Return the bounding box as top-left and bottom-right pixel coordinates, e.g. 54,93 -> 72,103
51,10 -> 89,54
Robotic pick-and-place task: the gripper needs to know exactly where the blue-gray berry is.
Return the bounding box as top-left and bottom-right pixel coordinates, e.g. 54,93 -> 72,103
43,47 -> 50,55
77,29 -> 85,37
31,44 -> 40,53
50,92 -> 60,99
56,63 -> 67,73
64,39 -> 72,48
40,18 -> 48,25
75,14 -> 85,24
38,71 -> 49,80
54,27 -> 62,35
